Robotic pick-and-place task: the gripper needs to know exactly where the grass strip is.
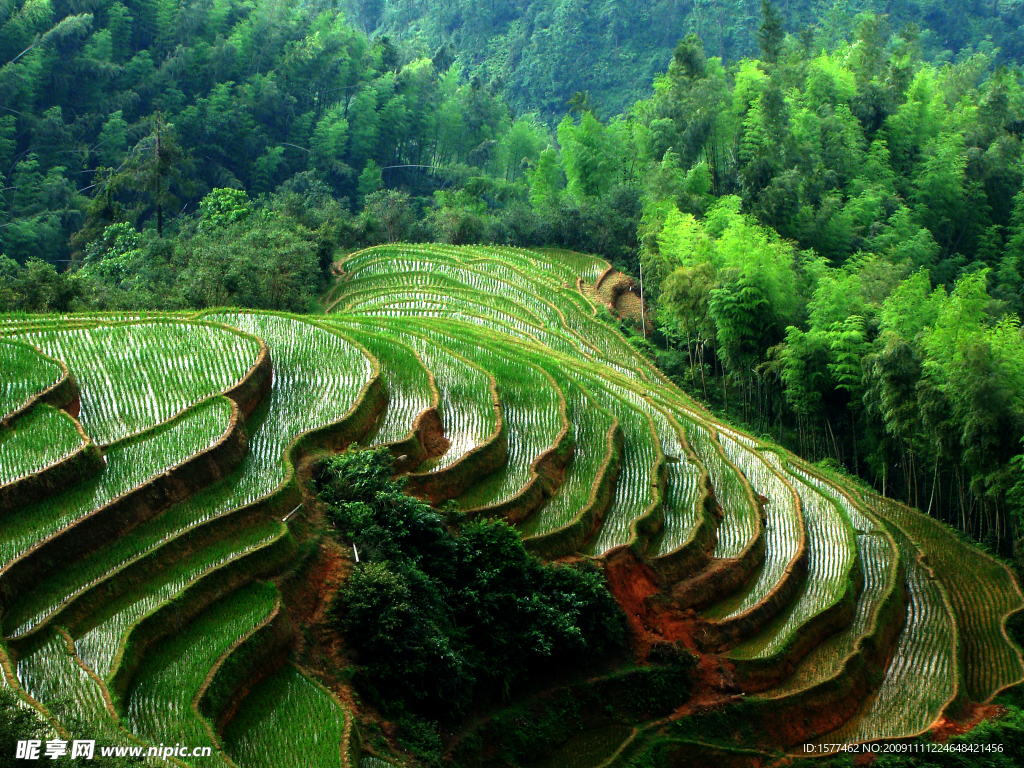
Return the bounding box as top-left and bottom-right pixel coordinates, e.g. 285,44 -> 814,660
223,664 -> 351,768
0,405 -> 87,487
16,321 -> 259,445
0,340 -> 64,421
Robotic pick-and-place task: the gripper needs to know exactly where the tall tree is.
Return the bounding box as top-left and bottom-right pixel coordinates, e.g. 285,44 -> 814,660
757,0 -> 785,64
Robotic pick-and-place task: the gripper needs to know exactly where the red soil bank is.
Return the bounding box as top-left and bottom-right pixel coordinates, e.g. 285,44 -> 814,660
603,550 -> 737,709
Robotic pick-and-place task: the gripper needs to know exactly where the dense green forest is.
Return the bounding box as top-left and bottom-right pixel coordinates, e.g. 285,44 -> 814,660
4,0 -> 1024,554
630,19 -> 1024,557
343,0 -> 1024,116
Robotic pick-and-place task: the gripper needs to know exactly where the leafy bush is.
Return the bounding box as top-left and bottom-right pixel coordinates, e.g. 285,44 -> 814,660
314,448 -> 628,722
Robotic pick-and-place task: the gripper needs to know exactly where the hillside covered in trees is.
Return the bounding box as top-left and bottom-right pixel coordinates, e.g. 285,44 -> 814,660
344,0 -> 1024,116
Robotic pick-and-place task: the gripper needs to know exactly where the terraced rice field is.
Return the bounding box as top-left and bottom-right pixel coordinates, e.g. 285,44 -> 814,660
761,465 -> 900,700
536,724 -> 635,768
647,407 -> 703,557
684,420 -> 757,557
872,498 -> 1024,703
703,433 -> 802,621
2,245 -> 1022,767
223,665 -> 351,768
3,315 -> 370,640
577,379 -> 660,556
123,581 -> 279,751
0,339 -> 64,418
816,525 -> 957,746
0,397 -> 234,574
517,374 -> 616,538
343,330 -> 433,448
12,322 -> 259,445
422,328 -> 564,512
0,405 -> 86,487
16,627 -> 129,745
729,452 -> 856,662
73,520 -> 282,680
333,319 -> 495,473
766,531 -> 897,696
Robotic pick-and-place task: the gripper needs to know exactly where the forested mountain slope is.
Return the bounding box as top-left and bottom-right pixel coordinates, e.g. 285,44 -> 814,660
0,0 -> 533,266
344,0 -> 1024,115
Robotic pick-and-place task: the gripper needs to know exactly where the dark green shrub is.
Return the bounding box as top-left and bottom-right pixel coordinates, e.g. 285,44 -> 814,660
315,448 -> 628,722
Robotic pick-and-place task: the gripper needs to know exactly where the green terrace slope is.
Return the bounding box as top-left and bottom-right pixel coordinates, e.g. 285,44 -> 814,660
0,245 -> 1021,767
222,664 -> 355,768
0,406 -> 92,490
0,340 -> 66,421
18,321 -> 262,446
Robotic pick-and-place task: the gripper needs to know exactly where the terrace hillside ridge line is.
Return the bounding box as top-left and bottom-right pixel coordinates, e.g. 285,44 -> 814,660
0,245 -> 1022,767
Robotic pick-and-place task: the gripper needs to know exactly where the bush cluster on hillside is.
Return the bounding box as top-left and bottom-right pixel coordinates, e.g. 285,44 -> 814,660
313,448 -> 628,723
